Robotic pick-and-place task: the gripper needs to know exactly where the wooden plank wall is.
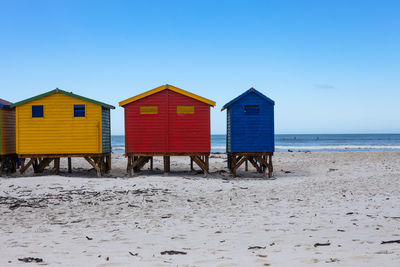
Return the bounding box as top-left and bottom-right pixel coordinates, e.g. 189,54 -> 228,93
0,108 -> 16,155
229,93 -> 274,152
16,93 -> 102,154
102,107 -> 111,153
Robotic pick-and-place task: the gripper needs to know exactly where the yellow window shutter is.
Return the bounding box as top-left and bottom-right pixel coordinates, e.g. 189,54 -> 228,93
177,105 -> 195,114
140,106 -> 158,114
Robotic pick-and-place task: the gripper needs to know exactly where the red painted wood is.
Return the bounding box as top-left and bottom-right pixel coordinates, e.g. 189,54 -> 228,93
124,90 -> 168,153
124,89 -> 211,153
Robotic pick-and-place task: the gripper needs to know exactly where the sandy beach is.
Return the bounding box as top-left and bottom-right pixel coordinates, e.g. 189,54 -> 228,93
1,151 -> 400,266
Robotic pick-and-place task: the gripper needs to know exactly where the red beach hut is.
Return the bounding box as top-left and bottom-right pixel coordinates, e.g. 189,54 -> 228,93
119,84 -> 216,174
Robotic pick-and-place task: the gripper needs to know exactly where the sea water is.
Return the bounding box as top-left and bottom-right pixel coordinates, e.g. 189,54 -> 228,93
111,134 -> 400,153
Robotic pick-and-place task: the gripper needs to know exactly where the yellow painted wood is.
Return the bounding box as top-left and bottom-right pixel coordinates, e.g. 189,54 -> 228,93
119,84 -> 216,107
15,93 -> 103,154
140,106 -> 158,114
177,105 -> 195,114
0,108 -> 16,155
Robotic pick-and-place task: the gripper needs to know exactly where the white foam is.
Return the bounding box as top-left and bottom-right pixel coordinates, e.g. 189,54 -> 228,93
211,146 -> 226,149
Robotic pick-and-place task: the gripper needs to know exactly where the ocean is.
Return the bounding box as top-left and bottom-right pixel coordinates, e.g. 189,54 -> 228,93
111,134 -> 400,153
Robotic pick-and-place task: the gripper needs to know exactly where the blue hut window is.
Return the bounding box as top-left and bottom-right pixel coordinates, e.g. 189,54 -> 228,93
32,105 -> 44,118
244,105 -> 260,115
74,105 -> 85,117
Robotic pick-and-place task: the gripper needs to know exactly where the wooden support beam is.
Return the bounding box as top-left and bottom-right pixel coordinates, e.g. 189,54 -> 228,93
0,158 -> 4,175
255,156 -> 268,173
232,156 -> 247,177
248,157 -> 263,173
20,158 -> 35,174
54,158 -> 60,175
132,156 -> 150,172
245,160 -> 248,171
84,156 -> 101,177
150,157 -> 153,170
105,154 -> 111,173
68,157 -> 72,173
192,156 -> 208,174
190,157 -> 194,171
268,154 -> 273,178
163,156 -> 170,174
33,158 -> 39,173
127,156 -> 133,176
35,158 -> 54,173
21,158 -> 25,169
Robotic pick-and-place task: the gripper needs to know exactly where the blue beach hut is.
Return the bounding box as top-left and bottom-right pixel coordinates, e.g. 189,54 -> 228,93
221,88 -> 275,177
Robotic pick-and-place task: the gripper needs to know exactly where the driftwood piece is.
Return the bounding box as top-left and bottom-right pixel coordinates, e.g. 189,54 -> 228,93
381,240 -> 400,244
160,250 -> 187,255
314,242 -> 331,247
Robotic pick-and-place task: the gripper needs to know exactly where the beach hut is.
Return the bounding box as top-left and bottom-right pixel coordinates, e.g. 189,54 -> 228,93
119,84 -> 216,174
221,88 -> 275,177
11,88 -> 115,176
0,99 -> 17,173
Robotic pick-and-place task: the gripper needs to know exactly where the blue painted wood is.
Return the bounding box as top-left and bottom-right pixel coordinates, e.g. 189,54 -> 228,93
223,88 -> 274,153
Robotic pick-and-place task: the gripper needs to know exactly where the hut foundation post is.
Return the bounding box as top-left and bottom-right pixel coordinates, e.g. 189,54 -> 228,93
268,153 -> 273,178
163,156 -> 170,174
245,160 -> 248,171
54,158 -> 60,175
127,156 -> 133,176
190,157 -> 194,171
68,157 -> 72,173
0,158 -> 4,175
105,154 -> 111,173
150,157 -> 153,170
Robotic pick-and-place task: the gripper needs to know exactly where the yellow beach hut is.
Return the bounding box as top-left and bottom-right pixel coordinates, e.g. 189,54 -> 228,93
0,99 -> 17,173
11,88 -> 115,176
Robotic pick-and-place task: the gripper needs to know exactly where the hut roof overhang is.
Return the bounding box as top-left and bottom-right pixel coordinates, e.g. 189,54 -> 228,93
119,84 -> 216,107
221,88 -> 275,111
0,98 -> 12,108
11,88 -> 115,109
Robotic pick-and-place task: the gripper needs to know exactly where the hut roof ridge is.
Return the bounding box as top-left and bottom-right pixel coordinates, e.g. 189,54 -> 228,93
221,88 -> 274,111
10,88 -> 115,109
119,84 -> 216,107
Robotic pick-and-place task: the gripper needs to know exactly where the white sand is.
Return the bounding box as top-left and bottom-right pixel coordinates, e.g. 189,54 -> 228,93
1,151 -> 400,266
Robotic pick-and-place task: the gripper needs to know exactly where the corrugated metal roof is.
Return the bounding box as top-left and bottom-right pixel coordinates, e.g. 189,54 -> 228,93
11,88 -> 115,109
221,88 -> 275,111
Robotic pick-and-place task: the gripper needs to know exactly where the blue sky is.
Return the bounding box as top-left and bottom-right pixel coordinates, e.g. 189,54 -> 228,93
1,0 -> 399,134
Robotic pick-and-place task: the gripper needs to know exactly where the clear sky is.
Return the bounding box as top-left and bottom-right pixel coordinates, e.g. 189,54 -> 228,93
1,0 -> 399,134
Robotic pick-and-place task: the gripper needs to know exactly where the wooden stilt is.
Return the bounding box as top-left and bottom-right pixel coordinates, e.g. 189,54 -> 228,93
205,155 -> 209,173
150,157 -> 153,170
190,157 -> 194,171
84,156 -> 101,177
0,158 -> 4,175
228,153 -> 273,178
54,158 -> 60,175
20,158 -> 35,174
245,160 -> 248,171
163,156 -> 170,174
105,154 -> 111,173
68,157 -> 72,173
127,156 -> 133,176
